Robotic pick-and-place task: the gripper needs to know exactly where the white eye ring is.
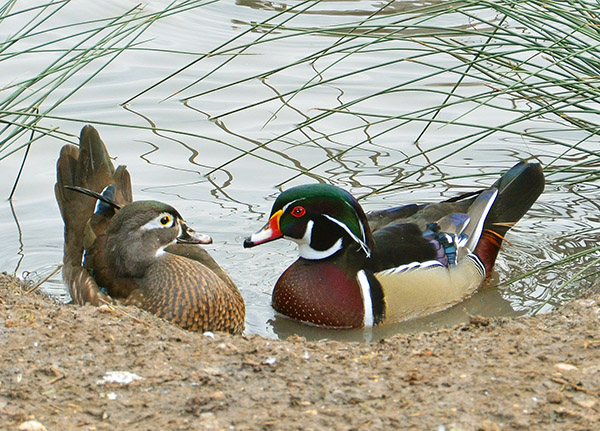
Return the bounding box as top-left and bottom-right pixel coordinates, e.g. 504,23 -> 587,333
141,212 -> 176,230
159,214 -> 173,226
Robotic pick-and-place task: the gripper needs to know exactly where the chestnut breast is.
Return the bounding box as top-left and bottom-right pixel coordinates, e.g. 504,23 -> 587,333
272,259 -> 365,328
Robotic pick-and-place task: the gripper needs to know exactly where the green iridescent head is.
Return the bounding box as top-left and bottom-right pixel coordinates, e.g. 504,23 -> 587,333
244,183 -> 372,260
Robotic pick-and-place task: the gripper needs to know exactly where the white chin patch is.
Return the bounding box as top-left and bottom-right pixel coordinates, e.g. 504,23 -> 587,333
294,220 -> 343,260
156,239 -> 177,257
298,238 -> 343,260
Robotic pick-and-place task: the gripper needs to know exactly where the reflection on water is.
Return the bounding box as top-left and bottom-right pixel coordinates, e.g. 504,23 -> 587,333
0,0 -> 598,341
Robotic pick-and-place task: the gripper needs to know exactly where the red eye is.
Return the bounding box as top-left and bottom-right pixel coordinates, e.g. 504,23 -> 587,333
291,206 -> 306,218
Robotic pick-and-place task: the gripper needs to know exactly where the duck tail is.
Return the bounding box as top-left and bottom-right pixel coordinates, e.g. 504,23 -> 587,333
474,161 -> 545,276
55,125 -> 131,304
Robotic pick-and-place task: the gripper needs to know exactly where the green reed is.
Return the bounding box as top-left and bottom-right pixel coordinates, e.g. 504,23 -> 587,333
2,0 -> 598,305
0,0 -> 220,195
125,0 -> 600,192
126,0 -> 600,300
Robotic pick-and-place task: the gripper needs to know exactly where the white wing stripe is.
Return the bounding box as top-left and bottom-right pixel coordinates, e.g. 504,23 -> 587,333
377,260 -> 444,276
357,270 -> 374,327
377,253 -> 486,278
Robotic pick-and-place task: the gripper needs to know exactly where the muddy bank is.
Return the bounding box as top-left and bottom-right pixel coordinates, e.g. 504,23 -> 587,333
0,273 -> 598,430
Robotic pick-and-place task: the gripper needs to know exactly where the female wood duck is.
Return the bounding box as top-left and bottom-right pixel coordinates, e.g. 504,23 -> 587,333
244,161 -> 544,328
55,125 -> 245,334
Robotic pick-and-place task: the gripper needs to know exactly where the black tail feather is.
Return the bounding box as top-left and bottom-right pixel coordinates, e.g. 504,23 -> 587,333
486,160 -> 545,234
475,161 -> 545,276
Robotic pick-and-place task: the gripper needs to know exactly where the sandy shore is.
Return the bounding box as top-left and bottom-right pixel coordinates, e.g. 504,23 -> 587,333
0,272 -> 598,430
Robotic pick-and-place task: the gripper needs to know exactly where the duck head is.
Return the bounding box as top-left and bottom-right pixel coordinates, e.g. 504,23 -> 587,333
105,200 -> 211,278
244,184 -> 373,260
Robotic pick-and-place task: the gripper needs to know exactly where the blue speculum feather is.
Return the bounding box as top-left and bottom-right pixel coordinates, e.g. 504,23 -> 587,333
423,218 -> 470,267
441,213 -> 470,233
94,185 -> 118,217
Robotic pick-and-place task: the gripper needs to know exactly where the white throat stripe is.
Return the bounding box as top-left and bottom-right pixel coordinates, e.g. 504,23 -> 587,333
294,220 -> 343,260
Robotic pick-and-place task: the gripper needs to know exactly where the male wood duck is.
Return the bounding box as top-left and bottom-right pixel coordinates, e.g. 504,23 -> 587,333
244,161 -> 544,328
55,125 -> 245,334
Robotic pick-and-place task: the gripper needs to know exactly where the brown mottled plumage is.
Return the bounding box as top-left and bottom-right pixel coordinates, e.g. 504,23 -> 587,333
125,254 -> 244,333
55,125 -> 245,334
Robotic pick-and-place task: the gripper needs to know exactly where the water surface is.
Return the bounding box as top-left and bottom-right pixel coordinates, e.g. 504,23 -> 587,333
1,0 -> 598,341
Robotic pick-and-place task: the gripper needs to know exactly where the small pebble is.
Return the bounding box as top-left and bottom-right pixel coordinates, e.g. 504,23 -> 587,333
477,420 -> 500,431
546,390 -> 564,404
211,391 -> 225,400
574,398 -> 596,408
97,371 -> 142,385
554,363 -> 577,372
18,421 -> 47,431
